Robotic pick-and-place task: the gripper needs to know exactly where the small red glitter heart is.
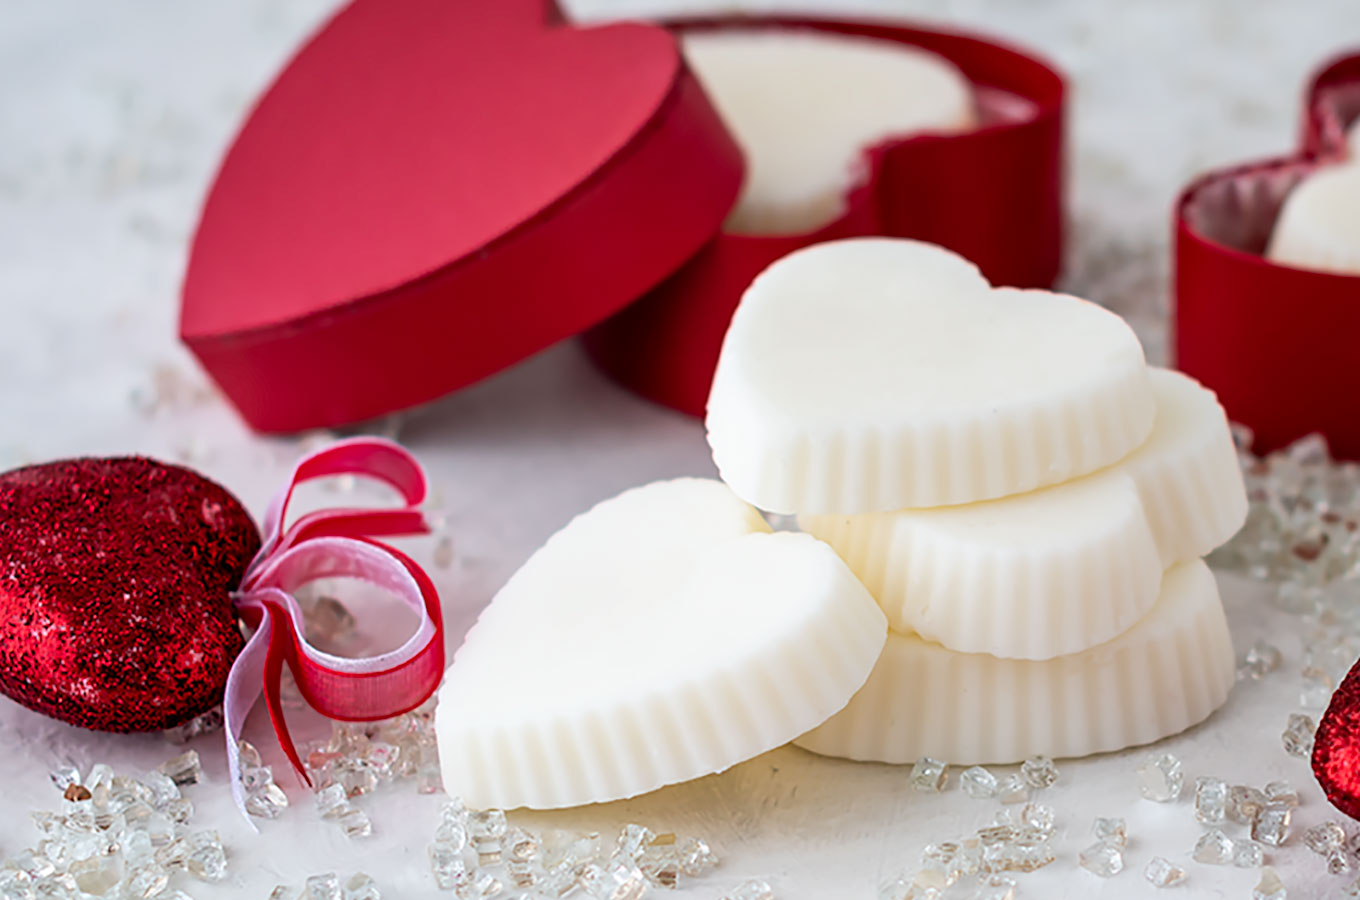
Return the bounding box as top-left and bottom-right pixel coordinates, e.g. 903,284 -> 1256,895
1314,655 -> 1360,819
0,457 -> 259,732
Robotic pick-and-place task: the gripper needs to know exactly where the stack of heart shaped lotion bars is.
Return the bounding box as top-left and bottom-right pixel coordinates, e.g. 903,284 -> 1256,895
708,238 -> 1247,766
436,237 -> 1246,812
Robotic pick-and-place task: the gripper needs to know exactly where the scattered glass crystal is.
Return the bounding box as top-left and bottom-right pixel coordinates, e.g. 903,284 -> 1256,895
1304,821 -> 1346,854
345,874 -> 381,900
1283,713 -> 1317,758
1252,802 -> 1293,846
960,766 -> 997,799
996,774 -> 1029,805
340,808 -> 374,839
678,838 -> 718,877
1006,832 -> 1055,872
1240,640 -> 1284,679
910,758 -> 948,792
185,830 -> 227,882
1195,776 -> 1228,824
1253,867 -> 1287,900
720,879 -> 774,900
271,888 -> 298,900
1229,785 -> 1268,824
974,874 -> 1016,900
428,843 -> 470,891
1192,829 -> 1234,864
48,765 -> 80,792
1137,753 -> 1184,802
1233,839 -> 1265,868
1079,841 -> 1123,877
1092,817 -> 1126,848
1332,850 -> 1355,875
470,809 -> 509,840
158,750 -> 202,787
1021,803 -> 1055,836
163,706 -> 225,744
1264,781 -> 1300,808
246,783 -> 290,820
1020,755 -> 1058,789
305,873 -> 343,900
1144,856 -> 1186,888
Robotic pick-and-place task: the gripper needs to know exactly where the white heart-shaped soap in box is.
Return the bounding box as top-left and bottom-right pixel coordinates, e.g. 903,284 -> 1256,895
800,368 -> 1247,660
705,238 -> 1156,515
436,478 -> 886,810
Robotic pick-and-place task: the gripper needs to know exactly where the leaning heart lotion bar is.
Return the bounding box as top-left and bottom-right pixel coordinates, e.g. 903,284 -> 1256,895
682,28 -> 975,235
435,478 -> 886,810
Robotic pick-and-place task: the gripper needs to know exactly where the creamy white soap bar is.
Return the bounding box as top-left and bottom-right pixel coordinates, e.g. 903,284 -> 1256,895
682,29 -> 975,235
795,560 -> 1235,765
706,238 -> 1155,515
435,478 -> 887,810
800,368 -> 1247,660
1266,161 -> 1360,275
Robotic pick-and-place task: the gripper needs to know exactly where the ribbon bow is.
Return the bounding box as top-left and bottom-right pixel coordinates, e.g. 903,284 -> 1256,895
224,437 -> 444,823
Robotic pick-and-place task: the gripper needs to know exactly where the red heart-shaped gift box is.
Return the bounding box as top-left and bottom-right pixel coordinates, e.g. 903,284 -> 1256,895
181,0 -> 1066,432
1175,51 -> 1360,456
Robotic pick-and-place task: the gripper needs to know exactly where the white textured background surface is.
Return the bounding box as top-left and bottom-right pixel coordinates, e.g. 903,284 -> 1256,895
2,0 -> 1359,896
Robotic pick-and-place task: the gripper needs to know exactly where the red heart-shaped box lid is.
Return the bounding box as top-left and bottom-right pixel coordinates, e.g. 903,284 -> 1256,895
181,0 -> 742,433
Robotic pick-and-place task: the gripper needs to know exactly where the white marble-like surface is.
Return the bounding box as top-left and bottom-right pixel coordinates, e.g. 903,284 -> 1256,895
1,0 -> 1358,897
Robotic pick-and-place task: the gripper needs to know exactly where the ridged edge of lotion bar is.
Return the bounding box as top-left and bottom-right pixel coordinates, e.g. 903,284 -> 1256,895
1128,368 -> 1249,565
800,470 -> 1163,660
794,559 -> 1234,765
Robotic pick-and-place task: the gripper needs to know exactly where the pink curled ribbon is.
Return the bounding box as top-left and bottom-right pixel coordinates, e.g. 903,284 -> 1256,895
225,437 -> 444,824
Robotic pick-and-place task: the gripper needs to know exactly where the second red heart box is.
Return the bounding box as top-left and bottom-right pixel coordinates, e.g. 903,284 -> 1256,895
181,0 -> 1067,432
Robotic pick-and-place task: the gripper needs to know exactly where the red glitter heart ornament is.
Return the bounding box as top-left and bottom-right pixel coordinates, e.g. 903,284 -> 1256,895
0,457 -> 259,732
1314,654 -> 1360,819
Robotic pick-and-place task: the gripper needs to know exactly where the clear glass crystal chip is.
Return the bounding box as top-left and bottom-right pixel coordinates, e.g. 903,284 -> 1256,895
246,783 -> 290,820
49,765 -> 80,792
1304,821 -> 1347,854
720,879 -> 774,900
185,830 -> 228,882
1252,803 -> 1293,846
158,750 -> 202,787
617,824 -> 656,860
1332,850 -> 1355,875
960,766 -> 997,800
1283,713 -> 1317,758
1239,641 -> 1284,679
678,838 -> 718,877
974,874 -> 1016,900
1144,856 -> 1186,888
1020,756 -> 1058,789
1192,829 -> 1234,865
1092,817 -> 1126,848
996,774 -> 1029,805
578,860 -> 648,900
1264,781 -> 1299,808
1229,785 -> 1268,824
1253,867 -> 1287,900
340,809 -> 374,839
270,887 -> 297,900
1137,753 -> 1183,802
1195,776 -> 1229,824
428,843 -> 470,891
1233,839 -> 1264,868
469,809 -> 509,841
1021,804 -> 1055,836
909,758 -> 948,793
1079,842 -> 1123,877
305,873 -> 343,900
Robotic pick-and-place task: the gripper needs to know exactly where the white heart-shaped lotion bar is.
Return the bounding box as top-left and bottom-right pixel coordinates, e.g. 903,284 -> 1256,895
682,29 -> 975,235
800,368 -> 1247,659
1267,161 -> 1360,276
435,478 -> 887,810
706,239 -> 1156,515
795,560 -> 1234,765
